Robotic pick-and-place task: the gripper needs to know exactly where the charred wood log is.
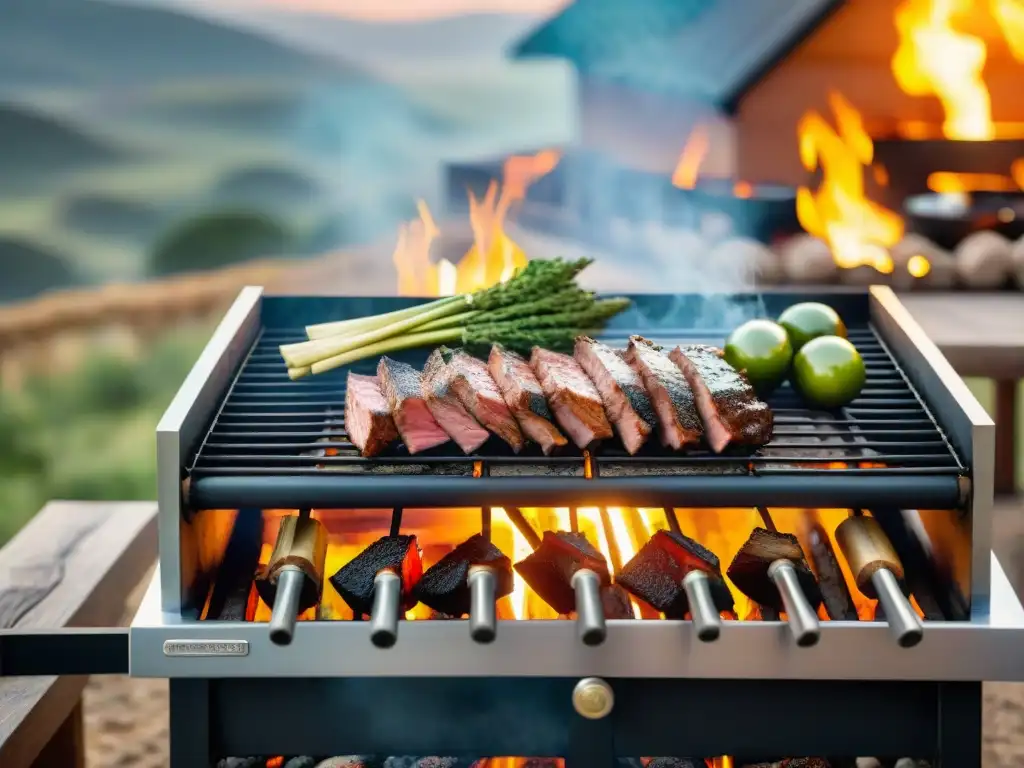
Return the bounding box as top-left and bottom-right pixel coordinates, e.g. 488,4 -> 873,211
205,513 -> 263,621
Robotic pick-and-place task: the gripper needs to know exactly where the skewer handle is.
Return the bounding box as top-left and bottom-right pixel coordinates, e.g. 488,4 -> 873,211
268,567 -> 305,646
572,569 -> 607,646
468,566 -> 498,644
369,571 -> 402,648
769,560 -> 821,647
872,568 -> 924,648
682,571 -> 723,642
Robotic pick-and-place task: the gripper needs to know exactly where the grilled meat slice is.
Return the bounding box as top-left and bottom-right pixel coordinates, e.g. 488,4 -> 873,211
574,336 -> 657,454
513,530 -> 610,615
422,348 -> 490,454
616,530 -> 734,618
329,534 -> 423,616
726,527 -> 822,613
443,347 -> 524,452
377,356 -> 450,454
670,344 -> 773,452
345,373 -> 399,458
625,336 -> 702,450
529,347 -> 614,450
412,533 -> 514,617
488,344 -> 568,455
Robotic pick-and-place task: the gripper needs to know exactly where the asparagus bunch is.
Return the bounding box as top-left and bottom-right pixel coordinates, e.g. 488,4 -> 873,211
280,258 -> 631,379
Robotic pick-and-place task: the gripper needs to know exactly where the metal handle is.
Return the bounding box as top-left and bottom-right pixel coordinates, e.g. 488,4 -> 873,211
369,571 -> 402,648
872,568 -> 924,648
268,567 -> 305,646
572,569 -> 606,646
769,560 -> 821,647
682,570 -> 723,642
468,566 -> 498,644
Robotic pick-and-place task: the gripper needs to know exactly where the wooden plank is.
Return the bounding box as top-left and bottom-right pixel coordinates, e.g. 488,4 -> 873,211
896,294 -> 1024,380
0,501 -> 158,768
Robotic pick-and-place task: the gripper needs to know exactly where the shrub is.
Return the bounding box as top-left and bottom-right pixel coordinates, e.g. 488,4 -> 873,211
149,209 -> 292,277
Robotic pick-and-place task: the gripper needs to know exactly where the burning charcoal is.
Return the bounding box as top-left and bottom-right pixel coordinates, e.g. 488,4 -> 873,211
217,759 -> 268,768
727,528 -> 822,613
284,759 -> 317,768
601,583 -> 635,618
329,535 -> 423,617
646,760 -> 701,768
513,530 -> 610,615
316,759 -> 380,768
415,760 -> 465,768
413,533 -> 514,617
617,530 -> 734,618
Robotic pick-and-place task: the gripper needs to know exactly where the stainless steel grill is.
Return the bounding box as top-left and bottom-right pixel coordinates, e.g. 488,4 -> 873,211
3,285 -> 1019,767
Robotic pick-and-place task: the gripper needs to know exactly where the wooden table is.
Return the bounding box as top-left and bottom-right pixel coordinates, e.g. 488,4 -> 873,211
899,293 -> 1024,496
0,502 -> 157,768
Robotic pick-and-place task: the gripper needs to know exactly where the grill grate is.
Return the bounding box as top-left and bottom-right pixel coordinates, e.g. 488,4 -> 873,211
186,294 -> 966,511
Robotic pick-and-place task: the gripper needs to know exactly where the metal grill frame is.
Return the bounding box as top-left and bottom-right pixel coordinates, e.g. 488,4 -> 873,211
155,287 -> 994,619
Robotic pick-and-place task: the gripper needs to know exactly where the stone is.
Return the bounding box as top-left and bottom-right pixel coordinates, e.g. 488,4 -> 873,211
777,234 -> 838,284
708,236 -> 783,285
1011,235 -> 1024,289
889,234 -> 957,290
955,230 -> 1013,289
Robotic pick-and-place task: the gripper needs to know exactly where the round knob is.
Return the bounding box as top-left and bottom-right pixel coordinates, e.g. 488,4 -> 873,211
572,677 -> 614,720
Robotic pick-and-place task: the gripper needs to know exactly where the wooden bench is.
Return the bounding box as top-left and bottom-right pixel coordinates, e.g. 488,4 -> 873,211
899,293 -> 1024,496
0,501 -> 157,768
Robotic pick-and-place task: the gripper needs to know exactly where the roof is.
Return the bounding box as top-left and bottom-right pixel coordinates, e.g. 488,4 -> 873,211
511,0 -> 845,111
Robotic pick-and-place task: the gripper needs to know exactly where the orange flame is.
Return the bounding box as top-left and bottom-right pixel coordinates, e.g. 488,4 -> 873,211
992,0 -> 1024,60
892,0 -> 992,140
672,124 -> 711,189
393,151 -> 558,298
796,91 -> 904,273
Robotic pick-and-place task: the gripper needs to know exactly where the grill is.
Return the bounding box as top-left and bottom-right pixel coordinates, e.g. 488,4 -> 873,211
5,285 -> 1022,768
186,291 -> 966,512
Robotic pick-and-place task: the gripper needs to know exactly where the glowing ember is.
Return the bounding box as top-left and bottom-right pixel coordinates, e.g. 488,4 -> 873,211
892,0 -> 991,140
671,123 -> 711,189
393,151 -> 559,298
732,181 -> 754,199
796,91 -> 904,274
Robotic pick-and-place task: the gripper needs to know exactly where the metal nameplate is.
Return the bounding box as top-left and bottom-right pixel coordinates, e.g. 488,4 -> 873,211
163,639 -> 249,657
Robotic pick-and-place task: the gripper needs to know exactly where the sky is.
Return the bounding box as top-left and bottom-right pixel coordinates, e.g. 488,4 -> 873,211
202,0 -> 569,20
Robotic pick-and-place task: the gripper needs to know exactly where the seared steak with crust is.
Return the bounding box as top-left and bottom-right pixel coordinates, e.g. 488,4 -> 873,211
344,373 -> 398,458
422,348 -> 490,454
624,336 -> 702,450
377,356 -> 450,454
488,344 -> 567,455
444,347 -> 524,452
529,347 -> 613,450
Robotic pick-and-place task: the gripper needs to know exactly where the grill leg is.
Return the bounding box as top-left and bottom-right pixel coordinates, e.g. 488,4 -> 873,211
566,712 -> 616,768
936,681 -> 982,768
170,679 -> 211,768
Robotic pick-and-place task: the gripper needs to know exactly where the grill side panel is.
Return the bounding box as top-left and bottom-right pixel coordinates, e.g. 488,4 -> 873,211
156,287 -> 263,614
869,286 -> 994,614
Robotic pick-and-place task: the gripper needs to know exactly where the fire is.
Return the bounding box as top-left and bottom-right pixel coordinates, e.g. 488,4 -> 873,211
393,150 -> 559,298
928,171 -> 1020,193
992,0 -> 1024,60
796,91 -> 904,273
706,758 -> 734,768
893,0 -> 992,140
234,504 -> 922,629
671,123 -> 711,189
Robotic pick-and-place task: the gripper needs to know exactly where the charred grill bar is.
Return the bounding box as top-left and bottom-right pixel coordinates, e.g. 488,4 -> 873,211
117,287 -> 1023,767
